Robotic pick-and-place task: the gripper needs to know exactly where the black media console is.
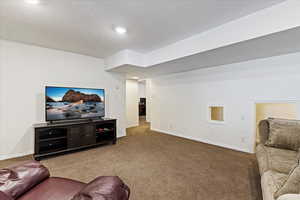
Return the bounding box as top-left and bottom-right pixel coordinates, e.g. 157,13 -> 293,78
33,118 -> 117,160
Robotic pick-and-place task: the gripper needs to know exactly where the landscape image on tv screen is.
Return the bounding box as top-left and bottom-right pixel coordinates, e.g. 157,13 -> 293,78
46,87 -> 105,121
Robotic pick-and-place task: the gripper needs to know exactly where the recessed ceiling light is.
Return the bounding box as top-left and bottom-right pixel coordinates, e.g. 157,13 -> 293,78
132,76 -> 139,80
114,26 -> 127,35
25,0 -> 40,4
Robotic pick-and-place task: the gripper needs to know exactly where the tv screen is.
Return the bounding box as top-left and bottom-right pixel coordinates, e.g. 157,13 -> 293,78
46,86 -> 105,121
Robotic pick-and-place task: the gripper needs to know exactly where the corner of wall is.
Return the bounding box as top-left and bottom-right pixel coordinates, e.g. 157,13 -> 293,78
145,79 -> 152,123
0,40 -> 4,159
126,80 -> 139,128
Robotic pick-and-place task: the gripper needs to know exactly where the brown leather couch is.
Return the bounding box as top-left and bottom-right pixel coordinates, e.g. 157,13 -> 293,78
0,161 -> 130,200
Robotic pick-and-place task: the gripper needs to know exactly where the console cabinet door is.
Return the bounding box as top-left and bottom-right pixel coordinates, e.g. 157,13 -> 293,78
68,125 -> 96,148
81,125 -> 96,146
68,127 -> 82,148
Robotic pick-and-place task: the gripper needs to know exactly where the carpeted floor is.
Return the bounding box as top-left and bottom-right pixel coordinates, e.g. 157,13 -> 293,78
0,118 -> 262,200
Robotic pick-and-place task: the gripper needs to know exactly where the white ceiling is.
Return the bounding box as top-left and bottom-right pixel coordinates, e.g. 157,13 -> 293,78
110,26 -> 300,79
0,0 -> 286,58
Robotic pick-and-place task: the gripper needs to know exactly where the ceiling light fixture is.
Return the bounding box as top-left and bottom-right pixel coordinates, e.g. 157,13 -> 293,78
114,26 -> 127,35
132,77 -> 139,80
25,0 -> 40,4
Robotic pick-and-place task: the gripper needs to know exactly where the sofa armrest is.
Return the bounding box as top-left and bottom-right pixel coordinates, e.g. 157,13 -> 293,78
0,161 -> 50,199
0,191 -> 13,200
72,176 -> 130,200
277,194 -> 300,200
258,119 -> 270,144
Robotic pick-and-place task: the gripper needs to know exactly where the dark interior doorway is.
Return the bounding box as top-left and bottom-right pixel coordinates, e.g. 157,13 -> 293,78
139,98 -> 146,116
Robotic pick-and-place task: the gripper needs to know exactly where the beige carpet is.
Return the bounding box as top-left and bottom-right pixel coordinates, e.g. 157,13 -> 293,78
0,118 -> 262,200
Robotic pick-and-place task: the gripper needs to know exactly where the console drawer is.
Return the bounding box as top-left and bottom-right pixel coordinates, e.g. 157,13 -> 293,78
39,128 -> 67,140
39,139 -> 67,153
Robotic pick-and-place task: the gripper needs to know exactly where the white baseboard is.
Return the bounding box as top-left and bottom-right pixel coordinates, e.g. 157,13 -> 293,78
127,124 -> 139,128
0,151 -> 33,161
117,133 -> 127,138
151,128 -> 251,154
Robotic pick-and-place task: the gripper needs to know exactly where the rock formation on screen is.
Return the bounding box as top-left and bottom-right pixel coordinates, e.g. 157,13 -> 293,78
46,96 -> 56,102
62,90 -> 102,102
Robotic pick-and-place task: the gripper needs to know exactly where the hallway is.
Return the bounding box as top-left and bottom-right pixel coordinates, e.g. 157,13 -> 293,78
126,116 -> 150,136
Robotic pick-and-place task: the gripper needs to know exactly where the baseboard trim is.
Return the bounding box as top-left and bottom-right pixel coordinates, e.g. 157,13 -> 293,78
151,128 -> 251,154
117,135 -> 127,139
117,131 -> 127,138
127,124 -> 139,129
0,151 -> 33,161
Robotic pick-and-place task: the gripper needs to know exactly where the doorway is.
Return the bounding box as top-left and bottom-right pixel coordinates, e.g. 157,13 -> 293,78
138,80 -> 146,125
125,79 -> 150,136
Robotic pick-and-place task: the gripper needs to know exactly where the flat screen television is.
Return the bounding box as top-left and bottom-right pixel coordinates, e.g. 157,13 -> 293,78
45,86 -> 105,121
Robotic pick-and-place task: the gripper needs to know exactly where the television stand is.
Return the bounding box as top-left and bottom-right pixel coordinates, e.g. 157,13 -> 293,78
33,118 -> 117,160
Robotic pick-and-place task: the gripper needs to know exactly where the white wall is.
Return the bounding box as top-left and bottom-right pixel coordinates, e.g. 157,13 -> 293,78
150,52 -> 300,153
138,81 -> 146,98
145,79 -> 152,123
126,80 -> 139,128
0,40 -> 4,159
0,40 -> 126,160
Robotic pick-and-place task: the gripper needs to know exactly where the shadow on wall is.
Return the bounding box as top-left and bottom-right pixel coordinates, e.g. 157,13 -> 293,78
8,126 -> 34,159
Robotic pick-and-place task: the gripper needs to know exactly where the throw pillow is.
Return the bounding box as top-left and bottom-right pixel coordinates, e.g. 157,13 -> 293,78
265,118 -> 300,151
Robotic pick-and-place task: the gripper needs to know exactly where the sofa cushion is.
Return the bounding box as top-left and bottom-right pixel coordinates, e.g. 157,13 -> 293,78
0,161 -> 50,199
261,170 -> 288,200
18,177 -> 85,200
265,118 -> 300,151
274,163 -> 300,199
256,144 -> 298,174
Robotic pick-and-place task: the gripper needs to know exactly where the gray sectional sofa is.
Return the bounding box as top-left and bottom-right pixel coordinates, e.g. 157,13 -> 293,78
256,118 -> 300,200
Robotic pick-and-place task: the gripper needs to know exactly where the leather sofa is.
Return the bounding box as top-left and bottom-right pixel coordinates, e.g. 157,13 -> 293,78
256,118 -> 300,200
0,161 -> 130,200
